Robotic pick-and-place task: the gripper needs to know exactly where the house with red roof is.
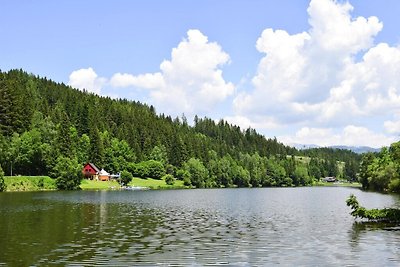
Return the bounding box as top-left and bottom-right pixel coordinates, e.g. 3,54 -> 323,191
82,163 -> 100,180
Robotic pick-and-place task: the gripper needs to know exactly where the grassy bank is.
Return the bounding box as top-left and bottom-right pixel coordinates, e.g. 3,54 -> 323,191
130,177 -> 186,189
3,176 -> 359,192
80,179 -> 121,190
313,181 -> 362,188
4,176 -> 56,191
80,177 -> 186,190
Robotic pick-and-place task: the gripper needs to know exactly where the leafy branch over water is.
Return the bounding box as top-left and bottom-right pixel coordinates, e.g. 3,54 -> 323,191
346,194 -> 400,222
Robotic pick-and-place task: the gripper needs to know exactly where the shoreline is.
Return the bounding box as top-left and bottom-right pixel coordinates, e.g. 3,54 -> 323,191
3,176 -> 362,192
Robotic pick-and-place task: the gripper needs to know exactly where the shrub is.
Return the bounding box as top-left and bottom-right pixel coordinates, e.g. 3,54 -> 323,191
52,157 -> 82,190
184,158 -> 208,188
130,160 -> 165,179
389,178 -> 400,193
175,169 -> 190,180
0,166 -> 5,192
120,170 -> 133,186
183,175 -> 192,186
163,174 -> 175,185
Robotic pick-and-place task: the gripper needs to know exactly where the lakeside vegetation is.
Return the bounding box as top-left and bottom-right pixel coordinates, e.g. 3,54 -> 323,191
80,177 -> 185,190
2,175 -> 359,192
2,176 -> 56,191
347,194 -> 400,222
358,141 -> 400,193
0,69 -> 376,191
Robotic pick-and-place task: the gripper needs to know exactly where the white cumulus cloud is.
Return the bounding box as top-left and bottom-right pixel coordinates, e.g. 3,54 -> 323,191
279,125 -> 396,148
110,29 -> 234,118
233,0 -> 399,147
68,67 -> 107,95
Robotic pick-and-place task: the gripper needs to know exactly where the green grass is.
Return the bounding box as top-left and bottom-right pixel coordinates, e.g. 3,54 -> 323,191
129,177 -> 186,189
313,180 -> 362,188
4,176 -> 56,191
80,179 -> 121,190
79,177 -> 186,190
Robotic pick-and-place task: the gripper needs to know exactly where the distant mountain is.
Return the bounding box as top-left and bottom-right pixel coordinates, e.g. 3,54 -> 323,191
291,143 -> 381,154
290,143 -> 320,150
329,146 -> 381,154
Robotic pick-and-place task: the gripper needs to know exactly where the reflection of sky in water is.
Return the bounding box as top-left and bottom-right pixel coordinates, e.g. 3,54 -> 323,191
1,187 -> 400,266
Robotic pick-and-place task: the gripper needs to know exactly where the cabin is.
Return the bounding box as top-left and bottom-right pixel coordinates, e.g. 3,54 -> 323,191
98,169 -> 110,181
82,163 -> 100,180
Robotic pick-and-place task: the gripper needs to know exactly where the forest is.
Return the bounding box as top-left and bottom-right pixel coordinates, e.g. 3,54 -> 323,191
0,69 -> 362,190
358,141 -> 400,193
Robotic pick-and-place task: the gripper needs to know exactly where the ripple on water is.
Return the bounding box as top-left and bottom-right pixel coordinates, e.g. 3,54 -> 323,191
2,188 -> 400,266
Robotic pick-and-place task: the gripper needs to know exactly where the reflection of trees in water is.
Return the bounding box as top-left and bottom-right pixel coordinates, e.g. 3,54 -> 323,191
34,199 -> 164,265
350,221 -> 400,246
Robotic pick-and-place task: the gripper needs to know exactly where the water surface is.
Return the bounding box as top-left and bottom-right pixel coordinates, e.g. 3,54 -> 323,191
1,187 -> 400,266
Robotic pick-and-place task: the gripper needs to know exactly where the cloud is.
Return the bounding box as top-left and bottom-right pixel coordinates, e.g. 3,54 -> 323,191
224,115 -> 279,130
67,1 -> 399,148
232,0 -> 399,147
110,29 -> 234,118
384,119 -> 400,134
234,0 -> 383,119
110,72 -> 164,89
68,67 -> 106,95
279,125 -> 396,148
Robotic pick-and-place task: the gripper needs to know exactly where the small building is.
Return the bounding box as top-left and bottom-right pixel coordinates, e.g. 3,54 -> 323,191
99,169 -> 110,181
82,163 -> 100,180
323,176 -> 336,182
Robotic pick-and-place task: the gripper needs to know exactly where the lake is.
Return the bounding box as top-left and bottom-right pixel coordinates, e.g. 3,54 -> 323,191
1,187 -> 400,266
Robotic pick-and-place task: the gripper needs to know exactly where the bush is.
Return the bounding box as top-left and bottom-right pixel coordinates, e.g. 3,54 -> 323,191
184,158 -> 208,188
120,170 -> 133,186
130,160 -> 165,179
52,157 -> 82,190
175,169 -> 190,180
0,166 -> 5,192
183,175 -> 192,186
163,174 -> 175,185
389,178 -> 400,193
165,164 -> 176,175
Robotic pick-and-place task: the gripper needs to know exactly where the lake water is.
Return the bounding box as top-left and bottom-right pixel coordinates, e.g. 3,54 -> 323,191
1,187 -> 400,266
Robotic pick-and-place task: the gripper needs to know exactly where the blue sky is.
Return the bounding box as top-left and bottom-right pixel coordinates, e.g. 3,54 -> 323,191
2,0 -> 400,148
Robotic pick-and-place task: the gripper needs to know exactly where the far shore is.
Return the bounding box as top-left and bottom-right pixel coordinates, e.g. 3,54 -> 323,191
3,176 -> 361,192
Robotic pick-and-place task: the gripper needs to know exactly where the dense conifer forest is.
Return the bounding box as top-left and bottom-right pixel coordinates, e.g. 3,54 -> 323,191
0,69 -> 362,189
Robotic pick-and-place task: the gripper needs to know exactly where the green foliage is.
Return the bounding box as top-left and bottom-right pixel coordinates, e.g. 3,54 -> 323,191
130,160 -> 165,179
292,166 -> 311,186
346,194 -> 400,222
3,176 -> 56,191
149,145 -> 168,164
175,169 -> 190,180
0,165 -> 5,191
264,158 -> 286,186
120,170 -> 133,186
308,158 -> 321,181
184,158 -> 208,188
0,69 -> 362,190
104,138 -> 136,173
163,174 -> 175,185
358,145 -> 400,193
89,126 -> 105,167
359,153 -> 375,190
52,156 -> 82,190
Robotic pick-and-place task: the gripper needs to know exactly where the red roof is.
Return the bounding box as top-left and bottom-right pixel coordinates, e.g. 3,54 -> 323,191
82,163 -> 100,177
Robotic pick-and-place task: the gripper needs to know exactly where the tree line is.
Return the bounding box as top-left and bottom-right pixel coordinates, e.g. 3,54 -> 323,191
358,141 -> 400,193
0,69 -> 361,189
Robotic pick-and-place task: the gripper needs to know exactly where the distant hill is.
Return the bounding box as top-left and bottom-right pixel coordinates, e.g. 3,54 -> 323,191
290,143 -> 320,150
292,143 -> 381,154
329,146 -> 381,154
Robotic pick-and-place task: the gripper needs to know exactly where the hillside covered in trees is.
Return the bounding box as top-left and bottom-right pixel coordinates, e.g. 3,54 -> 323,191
0,69 -> 361,189
358,141 -> 400,193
